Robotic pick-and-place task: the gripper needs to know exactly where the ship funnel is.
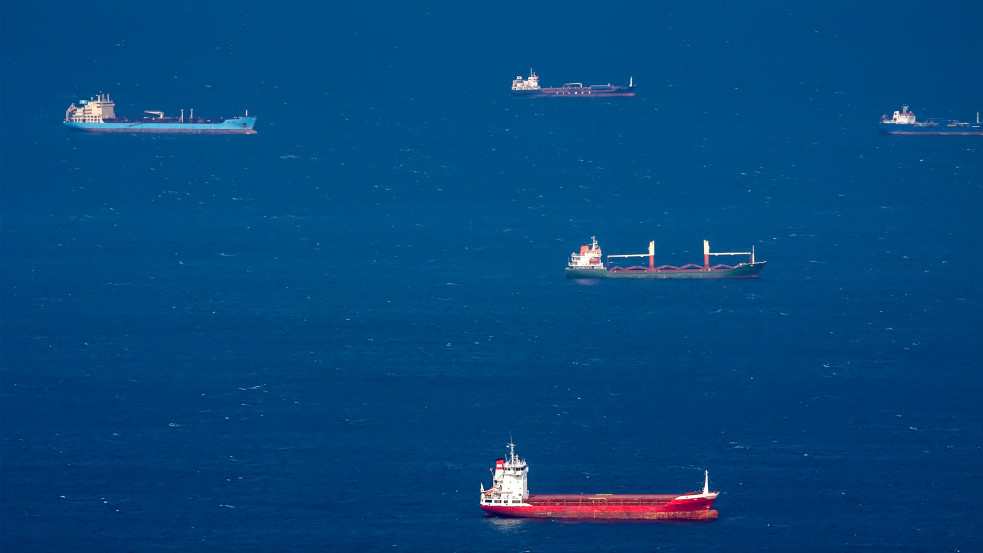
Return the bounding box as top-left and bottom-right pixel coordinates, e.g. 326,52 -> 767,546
493,459 -> 505,486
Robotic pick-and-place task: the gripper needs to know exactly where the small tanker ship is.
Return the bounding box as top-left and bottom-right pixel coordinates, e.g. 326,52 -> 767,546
479,443 -> 719,521
512,70 -> 635,97
64,93 -> 257,134
566,236 -> 765,279
879,104 -> 983,135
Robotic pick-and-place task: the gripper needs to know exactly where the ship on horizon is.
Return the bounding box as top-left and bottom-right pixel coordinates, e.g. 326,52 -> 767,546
512,70 -> 635,97
479,443 -> 719,521
566,236 -> 765,279
879,104 -> 982,135
64,93 -> 257,134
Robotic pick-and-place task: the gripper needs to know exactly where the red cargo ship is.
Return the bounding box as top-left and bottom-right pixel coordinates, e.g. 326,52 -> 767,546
479,443 -> 719,521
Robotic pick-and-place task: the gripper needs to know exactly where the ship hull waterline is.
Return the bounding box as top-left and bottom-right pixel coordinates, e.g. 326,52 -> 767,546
879,129 -> 983,136
481,494 -> 718,521
65,128 -> 258,135
513,90 -> 635,98
566,262 -> 765,279
879,124 -> 983,136
482,507 -> 719,521
63,120 -> 257,135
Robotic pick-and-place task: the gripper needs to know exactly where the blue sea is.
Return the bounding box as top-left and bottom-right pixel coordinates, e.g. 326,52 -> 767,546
2,2 -> 982,551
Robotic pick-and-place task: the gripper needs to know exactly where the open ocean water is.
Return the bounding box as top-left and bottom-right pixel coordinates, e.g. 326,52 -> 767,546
2,2 -> 982,551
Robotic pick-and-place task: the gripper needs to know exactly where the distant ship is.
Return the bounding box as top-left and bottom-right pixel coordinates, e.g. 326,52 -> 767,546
64,93 -> 257,134
566,236 -> 765,279
512,70 -> 635,97
879,105 -> 982,135
479,443 -> 719,521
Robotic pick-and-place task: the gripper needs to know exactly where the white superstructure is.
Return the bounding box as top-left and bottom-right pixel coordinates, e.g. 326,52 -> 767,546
479,442 -> 530,507
512,70 -> 541,91
885,105 -> 916,125
568,236 -> 605,270
65,93 -> 116,123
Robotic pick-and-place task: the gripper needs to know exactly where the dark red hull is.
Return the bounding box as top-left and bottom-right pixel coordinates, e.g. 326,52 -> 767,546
514,87 -> 635,98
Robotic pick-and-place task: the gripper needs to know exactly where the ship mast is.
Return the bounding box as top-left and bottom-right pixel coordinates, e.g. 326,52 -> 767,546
607,240 -> 655,268
704,240 -> 755,269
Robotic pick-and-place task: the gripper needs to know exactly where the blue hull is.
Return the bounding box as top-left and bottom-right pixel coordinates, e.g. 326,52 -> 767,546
64,116 -> 257,134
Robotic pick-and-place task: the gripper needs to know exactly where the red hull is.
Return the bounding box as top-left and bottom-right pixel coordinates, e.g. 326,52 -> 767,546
481,493 -> 718,521
881,130 -> 983,136
517,89 -> 635,98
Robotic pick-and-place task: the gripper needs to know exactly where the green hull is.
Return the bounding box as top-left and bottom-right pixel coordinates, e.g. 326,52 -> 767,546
566,262 -> 766,279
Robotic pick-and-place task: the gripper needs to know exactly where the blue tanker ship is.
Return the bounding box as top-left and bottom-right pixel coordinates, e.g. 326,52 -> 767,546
64,93 -> 256,134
